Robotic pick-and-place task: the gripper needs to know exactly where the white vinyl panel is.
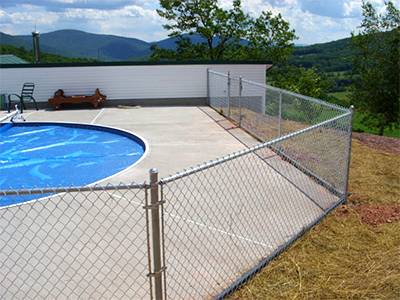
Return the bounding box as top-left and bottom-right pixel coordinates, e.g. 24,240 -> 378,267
0,64 -> 266,102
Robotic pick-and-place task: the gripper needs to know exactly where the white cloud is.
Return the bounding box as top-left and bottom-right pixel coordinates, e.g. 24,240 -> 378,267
343,0 -> 362,17
238,0 -> 374,43
4,4 -> 60,26
0,9 -> 11,22
61,4 -> 163,40
1,0 -> 397,44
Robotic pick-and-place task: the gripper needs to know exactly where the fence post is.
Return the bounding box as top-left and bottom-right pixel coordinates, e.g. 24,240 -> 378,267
343,105 -> 354,203
278,91 -> 282,137
239,76 -> 243,127
227,71 -> 231,118
206,68 -> 210,106
149,168 -> 164,300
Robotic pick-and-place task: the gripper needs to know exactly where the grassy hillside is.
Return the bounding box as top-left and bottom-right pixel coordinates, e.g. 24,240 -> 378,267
291,37 -> 353,73
231,134 -> 400,299
0,44 -> 97,63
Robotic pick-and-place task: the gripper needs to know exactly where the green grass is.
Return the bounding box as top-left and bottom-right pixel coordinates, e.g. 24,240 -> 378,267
329,91 -> 350,103
352,113 -> 400,138
326,71 -> 351,80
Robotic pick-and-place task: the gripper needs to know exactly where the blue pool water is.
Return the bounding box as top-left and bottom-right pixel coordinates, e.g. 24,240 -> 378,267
0,122 -> 146,207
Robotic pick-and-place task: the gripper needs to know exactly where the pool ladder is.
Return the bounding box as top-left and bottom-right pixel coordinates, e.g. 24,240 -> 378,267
11,105 -> 26,123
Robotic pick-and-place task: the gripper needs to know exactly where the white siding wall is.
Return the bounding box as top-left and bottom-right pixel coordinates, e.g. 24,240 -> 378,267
0,64 -> 266,102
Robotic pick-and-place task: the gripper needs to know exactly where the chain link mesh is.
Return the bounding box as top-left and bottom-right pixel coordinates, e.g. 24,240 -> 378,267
209,71 -> 229,117
0,184 -> 152,299
271,113 -> 352,195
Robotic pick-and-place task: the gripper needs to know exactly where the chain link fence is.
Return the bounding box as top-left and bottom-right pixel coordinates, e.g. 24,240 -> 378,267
1,69 -> 352,299
160,114 -> 352,299
159,70 -> 352,299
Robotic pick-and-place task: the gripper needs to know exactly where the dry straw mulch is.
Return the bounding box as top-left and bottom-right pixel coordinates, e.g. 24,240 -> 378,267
230,134 -> 400,299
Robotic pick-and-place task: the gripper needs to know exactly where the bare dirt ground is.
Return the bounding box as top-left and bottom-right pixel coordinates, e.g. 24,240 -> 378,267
355,204 -> 400,226
336,202 -> 400,226
344,132 -> 400,227
353,131 -> 400,155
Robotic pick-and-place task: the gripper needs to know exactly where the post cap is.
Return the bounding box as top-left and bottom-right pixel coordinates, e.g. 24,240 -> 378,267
149,168 -> 158,174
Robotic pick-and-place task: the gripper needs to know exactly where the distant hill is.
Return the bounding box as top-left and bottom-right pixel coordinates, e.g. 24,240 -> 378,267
291,37 -> 353,73
153,34 -> 248,49
0,30 -> 203,61
0,44 -> 97,64
0,30 -> 151,61
153,34 -> 207,49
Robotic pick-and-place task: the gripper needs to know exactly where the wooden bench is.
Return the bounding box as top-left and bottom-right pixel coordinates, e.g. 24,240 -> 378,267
48,89 -> 107,109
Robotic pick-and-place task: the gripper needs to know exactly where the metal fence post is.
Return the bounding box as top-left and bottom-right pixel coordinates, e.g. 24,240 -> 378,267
239,76 -> 243,127
278,91 -> 282,137
206,68 -> 210,106
149,168 -> 164,300
227,71 -> 231,118
343,105 -> 354,203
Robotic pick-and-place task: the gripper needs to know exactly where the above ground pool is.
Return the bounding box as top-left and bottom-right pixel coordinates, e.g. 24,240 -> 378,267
0,122 -> 146,207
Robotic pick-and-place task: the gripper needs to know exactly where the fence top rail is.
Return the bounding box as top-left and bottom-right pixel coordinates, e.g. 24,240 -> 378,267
208,69 -> 229,78
240,77 -> 349,113
160,110 -> 352,184
0,182 -> 148,196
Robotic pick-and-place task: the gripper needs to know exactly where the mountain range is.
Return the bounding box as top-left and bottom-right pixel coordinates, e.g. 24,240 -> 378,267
0,29 -> 353,74
0,29 -> 212,61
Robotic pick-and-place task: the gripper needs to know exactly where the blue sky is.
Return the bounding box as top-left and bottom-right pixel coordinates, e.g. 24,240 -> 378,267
0,0 -> 398,44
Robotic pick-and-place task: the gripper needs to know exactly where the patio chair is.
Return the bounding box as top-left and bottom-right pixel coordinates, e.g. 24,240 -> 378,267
8,83 -> 38,113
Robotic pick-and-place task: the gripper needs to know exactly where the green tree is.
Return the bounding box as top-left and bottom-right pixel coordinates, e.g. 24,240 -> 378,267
351,1 -> 400,135
153,0 -> 296,62
266,65 -> 334,123
246,11 -> 296,62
